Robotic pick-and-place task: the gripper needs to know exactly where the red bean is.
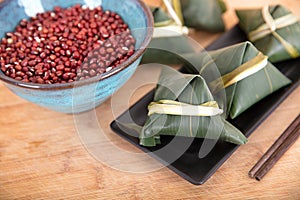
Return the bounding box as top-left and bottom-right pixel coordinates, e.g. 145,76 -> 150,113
68,34 -> 75,40
16,71 -> 25,76
36,69 -> 44,75
107,48 -> 114,53
28,60 -> 36,66
90,22 -> 97,29
62,57 -> 68,62
56,71 -> 63,77
15,64 -> 22,71
53,41 -> 60,47
39,52 -> 46,58
62,73 -> 69,80
43,71 -> 50,80
73,51 -> 80,59
26,71 -> 33,77
49,36 -> 57,41
49,54 -> 56,60
22,67 -> 28,72
89,69 -> 96,76
56,65 -> 64,71
64,68 -> 71,72
37,77 -> 44,84
60,49 -> 66,56
54,47 -> 61,52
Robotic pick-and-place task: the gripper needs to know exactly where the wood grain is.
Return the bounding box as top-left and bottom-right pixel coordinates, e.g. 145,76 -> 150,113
0,0 -> 300,199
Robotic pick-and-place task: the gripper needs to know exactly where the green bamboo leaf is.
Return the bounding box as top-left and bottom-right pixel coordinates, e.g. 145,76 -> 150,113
217,0 -> 227,13
236,5 -> 300,62
151,7 -> 173,26
142,0 -> 227,65
142,7 -> 194,65
140,67 -> 248,146
180,0 -> 225,32
183,42 -> 291,119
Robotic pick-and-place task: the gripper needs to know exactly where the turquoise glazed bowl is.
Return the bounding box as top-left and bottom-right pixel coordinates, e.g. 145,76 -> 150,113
0,0 -> 153,113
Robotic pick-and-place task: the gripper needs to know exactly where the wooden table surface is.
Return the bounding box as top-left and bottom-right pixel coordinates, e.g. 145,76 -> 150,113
1,0 -> 300,199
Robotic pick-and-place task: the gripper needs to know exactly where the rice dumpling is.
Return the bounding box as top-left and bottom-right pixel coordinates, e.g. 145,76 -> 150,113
142,0 -> 227,65
140,67 -> 248,147
236,5 -> 300,63
183,42 -> 292,119
141,7 -> 194,65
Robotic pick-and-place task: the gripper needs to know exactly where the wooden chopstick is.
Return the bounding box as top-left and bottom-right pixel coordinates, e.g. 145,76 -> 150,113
249,114 -> 300,181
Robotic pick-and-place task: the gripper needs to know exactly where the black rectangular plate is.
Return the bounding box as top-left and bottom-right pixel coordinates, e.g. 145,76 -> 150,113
110,26 -> 300,185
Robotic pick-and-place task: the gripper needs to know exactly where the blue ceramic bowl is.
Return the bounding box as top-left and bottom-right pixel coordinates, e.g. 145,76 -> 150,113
0,0 -> 153,113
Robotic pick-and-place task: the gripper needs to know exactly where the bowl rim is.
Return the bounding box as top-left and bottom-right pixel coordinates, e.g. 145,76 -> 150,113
0,0 -> 154,90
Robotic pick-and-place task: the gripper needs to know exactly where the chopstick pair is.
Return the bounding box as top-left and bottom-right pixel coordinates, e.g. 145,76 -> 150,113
249,114 -> 300,181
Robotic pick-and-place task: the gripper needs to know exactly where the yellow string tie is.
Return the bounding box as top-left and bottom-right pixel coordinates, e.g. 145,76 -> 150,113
249,6 -> 300,58
153,0 -> 188,38
162,0 -> 183,26
210,52 -> 268,92
172,0 -> 184,25
148,100 -> 223,117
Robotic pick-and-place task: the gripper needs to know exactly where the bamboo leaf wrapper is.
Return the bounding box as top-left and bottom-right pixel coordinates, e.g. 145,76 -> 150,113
141,7 -> 194,65
180,0 -> 226,32
236,5 -> 300,63
142,0 -> 227,65
140,67 -> 248,147
183,42 -> 291,119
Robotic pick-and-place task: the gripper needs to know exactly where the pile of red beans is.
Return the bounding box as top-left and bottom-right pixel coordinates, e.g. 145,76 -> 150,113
0,4 -> 136,84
